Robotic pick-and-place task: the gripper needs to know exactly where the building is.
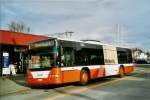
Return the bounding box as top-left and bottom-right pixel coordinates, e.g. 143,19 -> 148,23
132,48 -> 149,61
0,30 -> 48,75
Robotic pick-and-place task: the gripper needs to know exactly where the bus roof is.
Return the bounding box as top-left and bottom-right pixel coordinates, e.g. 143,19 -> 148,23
30,37 -> 131,50
58,38 -> 131,49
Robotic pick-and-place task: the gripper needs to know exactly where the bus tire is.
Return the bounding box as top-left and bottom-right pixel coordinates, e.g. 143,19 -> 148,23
119,67 -> 124,77
80,69 -> 89,85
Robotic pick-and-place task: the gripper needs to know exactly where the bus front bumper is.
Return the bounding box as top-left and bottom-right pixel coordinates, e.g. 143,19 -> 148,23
27,77 -> 61,86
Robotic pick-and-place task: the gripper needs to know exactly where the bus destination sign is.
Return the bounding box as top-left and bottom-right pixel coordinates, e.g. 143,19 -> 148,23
30,40 -> 55,49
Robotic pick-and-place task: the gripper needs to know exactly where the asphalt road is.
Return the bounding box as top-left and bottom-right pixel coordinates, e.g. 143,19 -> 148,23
1,66 -> 150,100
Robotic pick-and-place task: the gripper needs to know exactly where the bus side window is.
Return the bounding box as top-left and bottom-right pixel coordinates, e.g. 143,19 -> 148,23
75,48 -> 89,66
62,47 -> 75,67
117,51 -> 128,64
75,48 -> 104,66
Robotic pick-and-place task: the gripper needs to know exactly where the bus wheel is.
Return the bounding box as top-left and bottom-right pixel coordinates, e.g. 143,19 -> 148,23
80,70 -> 89,85
119,67 -> 124,77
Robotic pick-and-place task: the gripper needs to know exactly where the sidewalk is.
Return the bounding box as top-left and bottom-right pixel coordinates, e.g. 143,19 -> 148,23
0,75 -> 30,96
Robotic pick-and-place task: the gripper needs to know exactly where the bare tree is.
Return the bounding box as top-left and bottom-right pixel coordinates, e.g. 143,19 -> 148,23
8,21 -> 30,33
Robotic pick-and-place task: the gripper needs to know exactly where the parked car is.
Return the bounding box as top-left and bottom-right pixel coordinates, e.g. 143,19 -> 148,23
134,59 -> 148,64
147,58 -> 150,64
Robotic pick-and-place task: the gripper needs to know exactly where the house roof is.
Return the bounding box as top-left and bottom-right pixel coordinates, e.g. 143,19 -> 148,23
0,30 -> 48,46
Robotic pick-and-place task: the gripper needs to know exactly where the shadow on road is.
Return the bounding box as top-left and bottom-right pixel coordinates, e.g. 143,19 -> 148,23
5,71 -> 139,90
30,77 -> 116,89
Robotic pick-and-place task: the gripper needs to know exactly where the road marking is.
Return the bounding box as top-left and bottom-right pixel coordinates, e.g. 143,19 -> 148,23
45,69 -> 146,100
16,67 -> 144,100
45,74 -> 140,100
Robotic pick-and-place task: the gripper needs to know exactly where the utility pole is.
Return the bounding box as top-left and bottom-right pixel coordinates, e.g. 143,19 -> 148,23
117,24 -> 120,45
65,31 -> 74,39
115,24 -> 122,46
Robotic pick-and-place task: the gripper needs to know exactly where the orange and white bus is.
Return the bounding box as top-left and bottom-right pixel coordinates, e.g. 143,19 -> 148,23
27,38 -> 134,86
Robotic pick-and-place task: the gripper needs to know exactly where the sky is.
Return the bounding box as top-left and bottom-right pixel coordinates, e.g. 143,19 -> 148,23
1,0 -> 150,51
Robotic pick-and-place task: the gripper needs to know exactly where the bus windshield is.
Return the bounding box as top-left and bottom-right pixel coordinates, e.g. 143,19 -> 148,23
28,47 -> 58,69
